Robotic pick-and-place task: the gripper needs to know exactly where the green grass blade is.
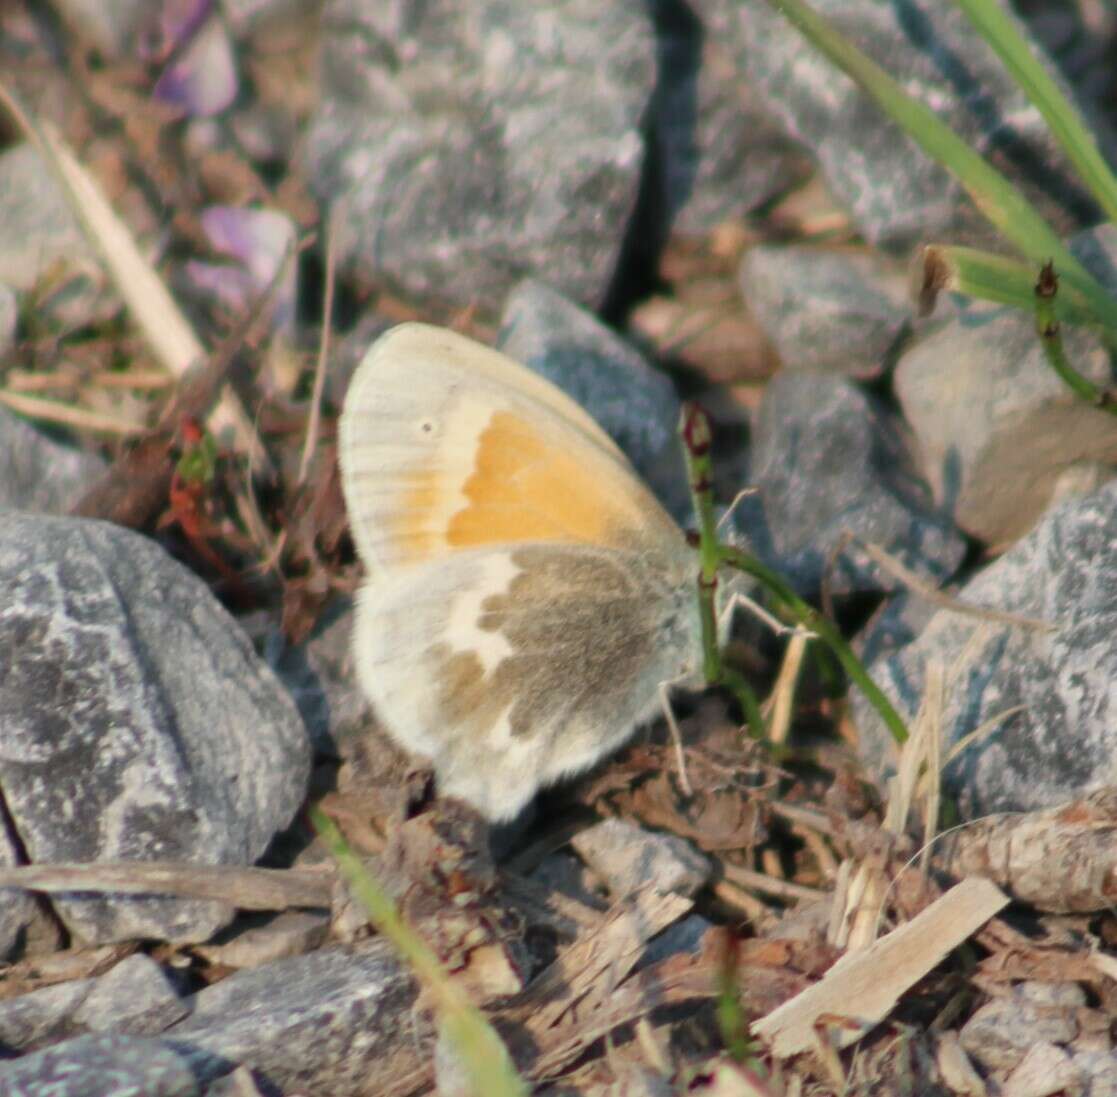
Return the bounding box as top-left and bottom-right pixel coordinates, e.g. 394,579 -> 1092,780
766,0 -> 1117,330
718,544 -> 910,746
955,0 -> 1117,225
312,809 -> 528,1097
919,244 -> 1116,336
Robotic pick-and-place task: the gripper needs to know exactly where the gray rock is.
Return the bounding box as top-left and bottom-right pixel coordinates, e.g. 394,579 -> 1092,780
853,481 -> 1117,819
571,819 -> 710,900
960,988 -> 1078,1074
854,590 -> 947,671
0,514 -> 311,945
267,596 -> 373,755
263,596 -> 412,807
528,850 -> 607,913
733,370 -> 965,597
0,407 -> 106,515
1024,6 -> 1117,120
636,912 -> 712,971
0,145 -> 94,292
698,0 -> 1103,251
0,821 -> 37,961
306,0 -> 654,311
740,246 -> 911,378
191,911 -> 331,970
0,953 -> 186,1054
0,978 -> 93,1053
896,236 -> 1117,545
72,954 -> 188,1036
498,279 -> 690,521
649,0 -> 810,238
0,1033 -> 231,1096
165,940 -> 418,1096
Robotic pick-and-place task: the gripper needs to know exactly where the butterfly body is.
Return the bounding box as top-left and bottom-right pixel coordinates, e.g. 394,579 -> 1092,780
340,323 -> 703,821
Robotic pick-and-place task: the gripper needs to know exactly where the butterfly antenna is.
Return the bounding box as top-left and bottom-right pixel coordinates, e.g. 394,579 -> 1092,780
716,486 -> 759,534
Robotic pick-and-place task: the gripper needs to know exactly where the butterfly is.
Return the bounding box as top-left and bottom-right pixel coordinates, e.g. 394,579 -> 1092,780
338,322 -> 713,822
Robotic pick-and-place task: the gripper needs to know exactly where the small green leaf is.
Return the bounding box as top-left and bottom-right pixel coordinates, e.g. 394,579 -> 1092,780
176,432 -> 218,484
918,245 -> 1116,338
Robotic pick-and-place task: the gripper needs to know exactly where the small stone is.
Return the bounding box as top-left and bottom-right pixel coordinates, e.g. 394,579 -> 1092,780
72,954 -> 187,1035
191,911 -> 331,970
1069,1050 -> 1117,1097
528,850 -> 608,913
571,818 -> 710,900
895,300 -> 1117,545
153,14 -> 238,119
741,245 -> 911,378
636,913 -> 712,971
0,514 -> 311,945
853,480 -> 1117,819
1016,981 -> 1087,1009
733,369 -> 965,597
0,978 -> 93,1052
165,939 -> 419,1095
267,596 -> 374,756
0,409 -> 106,515
0,1032 -> 230,1095
497,279 -> 690,521
960,992 -> 1078,1074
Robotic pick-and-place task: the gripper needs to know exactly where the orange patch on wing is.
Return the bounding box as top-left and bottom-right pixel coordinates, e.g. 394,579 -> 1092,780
448,410 -> 616,548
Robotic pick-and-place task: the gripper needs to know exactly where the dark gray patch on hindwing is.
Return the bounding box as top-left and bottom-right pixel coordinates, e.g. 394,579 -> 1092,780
426,544 -> 696,742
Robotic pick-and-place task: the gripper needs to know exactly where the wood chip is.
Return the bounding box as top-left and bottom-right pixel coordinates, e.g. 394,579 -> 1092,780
520,888 -> 693,1031
752,877 -> 1008,1057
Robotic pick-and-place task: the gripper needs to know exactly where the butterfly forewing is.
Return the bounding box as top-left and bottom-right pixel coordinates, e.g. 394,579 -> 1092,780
339,323 -> 685,576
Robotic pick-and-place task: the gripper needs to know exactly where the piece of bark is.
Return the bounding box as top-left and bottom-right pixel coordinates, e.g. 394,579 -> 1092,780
514,888 -> 693,1032
933,787 -> 1117,913
0,862 -> 333,911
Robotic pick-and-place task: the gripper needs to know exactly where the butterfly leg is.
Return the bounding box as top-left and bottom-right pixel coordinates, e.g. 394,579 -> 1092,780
719,589 -> 816,641
715,486 -> 759,534
657,678 -> 693,797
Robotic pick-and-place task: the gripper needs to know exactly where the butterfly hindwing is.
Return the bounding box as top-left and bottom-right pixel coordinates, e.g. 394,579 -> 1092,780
352,542 -> 701,821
